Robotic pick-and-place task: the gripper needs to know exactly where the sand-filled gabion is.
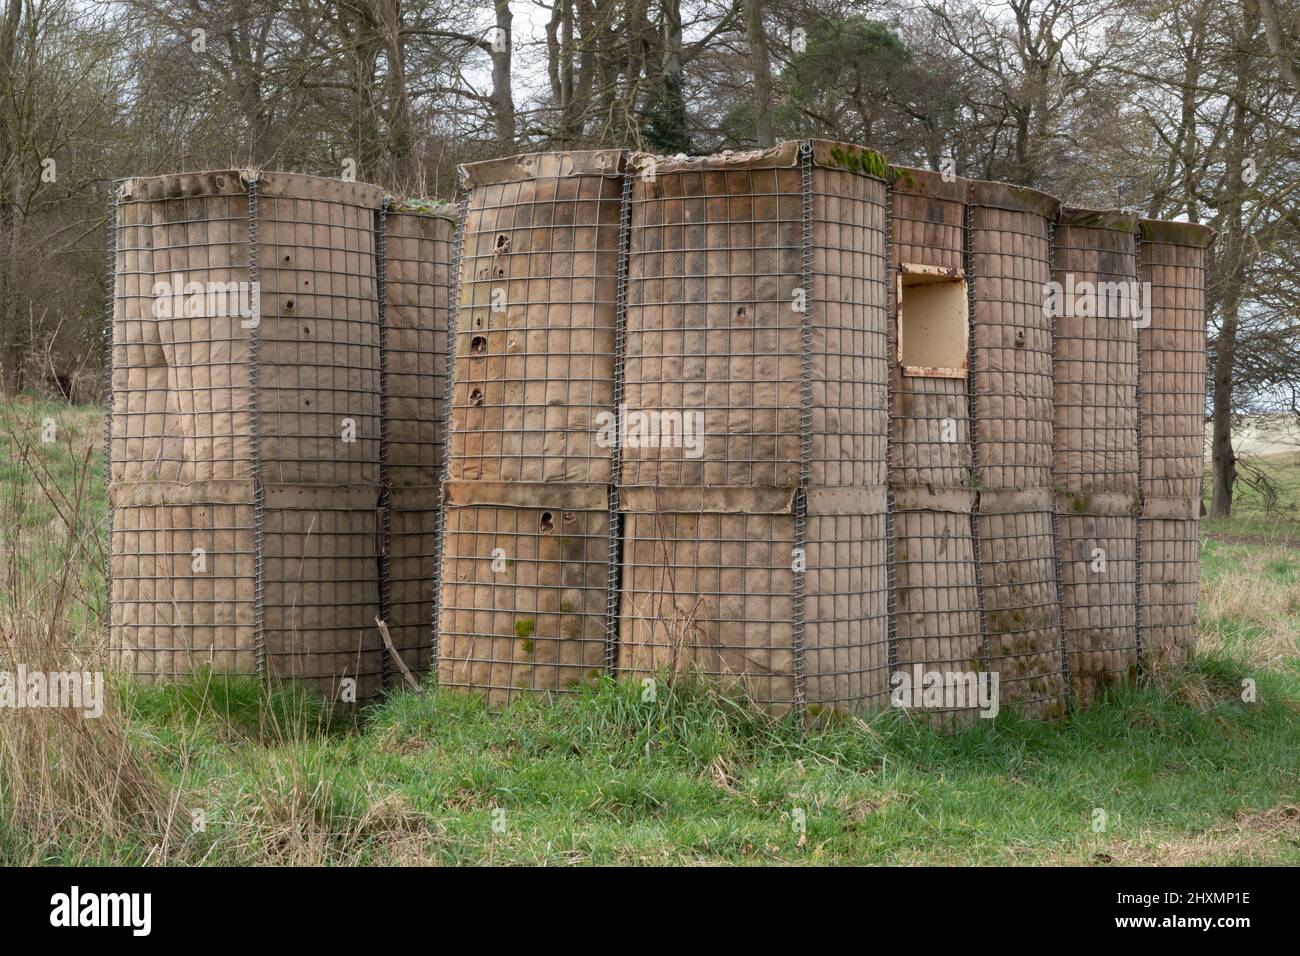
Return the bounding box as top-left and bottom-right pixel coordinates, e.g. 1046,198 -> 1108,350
437,151 -> 625,700
968,181 -> 1067,718
1052,208 -> 1141,703
110,171 -> 386,699
1138,220 -> 1214,671
886,167 -> 983,719
615,142 -> 891,714
449,151 -> 624,485
437,482 -> 609,703
384,205 -> 457,681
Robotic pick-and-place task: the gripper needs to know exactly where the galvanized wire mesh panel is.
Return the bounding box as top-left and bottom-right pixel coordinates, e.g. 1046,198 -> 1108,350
112,176 -> 252,483
387,501 -> 439,678
808,141 -> 891,490
262,497 -> 382,699
968,183 -> 1066,716
887,168 -> 983,719
617,489 -> 798,712
438,489 -> 609,704
1139,517 -> 1199,669
1057,513 -> 1138,699
804,493 -> 891,713
110,498 -> 257,677
383,207 -> 456,681
1138,221 -> 1213,668
386,207 -> 457,486
1053,211 -> 1141,495
622,144 -> 803,487
977,506 -> 1065,714
450,151 -> 624,484
1053,209 -> 1140,701
613,142 -> 889,715
257,181 -> 382,485
620,143 -> 888,490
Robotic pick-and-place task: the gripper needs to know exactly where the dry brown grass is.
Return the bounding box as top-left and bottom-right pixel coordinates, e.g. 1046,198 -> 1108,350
1076,804 -> 1300,866
0,404 -> 181,863
1197,546 -> 1300,671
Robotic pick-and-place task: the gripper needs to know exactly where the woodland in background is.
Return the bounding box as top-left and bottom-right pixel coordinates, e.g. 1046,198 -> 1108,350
0,0 -> 1296,515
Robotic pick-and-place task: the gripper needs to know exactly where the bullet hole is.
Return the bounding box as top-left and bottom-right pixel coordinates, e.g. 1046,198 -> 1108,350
474,316 -> 483,328
495,266 -> 505,278
494,234 -> 510,254
285,299 -> 294,310
563,511 -> 576,523
304,399 -> 311,407
283,254 -> 291,263
469,388 -> 483,406
1015,328 -> 1026,348
214,176 -> 225,188
539,511 -> 554,534
303,325 -> 311,335
470,335 -> 486,355
735,306 -> 748,321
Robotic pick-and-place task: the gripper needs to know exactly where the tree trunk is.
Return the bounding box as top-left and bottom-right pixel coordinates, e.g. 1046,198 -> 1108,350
490,0 -> 516,148
743,0 -> 774,146
1210,286 -> 1240,517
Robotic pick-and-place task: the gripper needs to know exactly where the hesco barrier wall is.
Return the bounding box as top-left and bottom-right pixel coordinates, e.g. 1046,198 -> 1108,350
385,205 -> 457,681
108,172 -> 454,700
1138,220 -> 1214,671
110,145 -> 1213,720
616,141 -> 890,714
887,167 -> 984,721
437,151 -> 625,701
968,180 -> 1068,718
1052,208 -> 1142,704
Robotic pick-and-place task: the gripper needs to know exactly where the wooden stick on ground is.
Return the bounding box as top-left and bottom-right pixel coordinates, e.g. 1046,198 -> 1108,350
375,616 -> 421,691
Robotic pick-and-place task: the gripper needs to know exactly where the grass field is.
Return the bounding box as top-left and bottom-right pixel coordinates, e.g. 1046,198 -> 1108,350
1,399 -> 1298,865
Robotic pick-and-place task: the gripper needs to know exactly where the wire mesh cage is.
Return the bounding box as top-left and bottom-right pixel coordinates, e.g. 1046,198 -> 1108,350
1052,208 -> 1141,703
437,482 -> 609,703
887,167 -> 984,720
109,171 -> 387,700
614,142 -> 891,715
968,180 -> 1067,717
1138,220 -> 1214,670
384,205 -> 458,681
450,151 -> 625,485
437,151 -> 626,701
107,148 -> 1214,722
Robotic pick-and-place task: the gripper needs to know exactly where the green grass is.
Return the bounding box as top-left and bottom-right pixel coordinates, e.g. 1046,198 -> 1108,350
2,399 -> 1298,865
1202,451 -> 1300,543
68,661 -> 1290,867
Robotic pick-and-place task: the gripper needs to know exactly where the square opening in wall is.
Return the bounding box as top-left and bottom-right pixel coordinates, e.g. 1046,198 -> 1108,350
897,264 -> 968,378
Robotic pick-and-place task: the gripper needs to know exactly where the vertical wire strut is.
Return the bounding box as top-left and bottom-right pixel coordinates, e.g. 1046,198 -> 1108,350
246,174 -> 267,678
103,182 -> 119,640
1046,215 -> 1072,703
883,175 -> 900,684
376,198 -> 391,691
606,166 -> 633,676
433,194 -> 468,674
1133,228 -> 1145,673
792,141 -> 814,714
964,201 -> 992,677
